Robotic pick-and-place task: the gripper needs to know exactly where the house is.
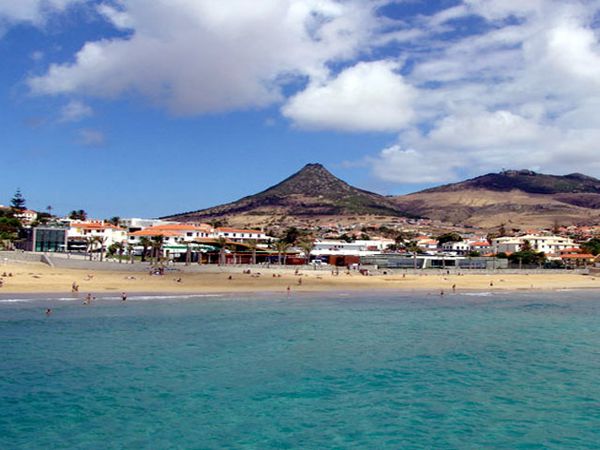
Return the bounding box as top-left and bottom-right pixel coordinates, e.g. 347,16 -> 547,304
469,241 -> 492,254
14,209 -> 38,226
441,241 -> 470,254
559,248 -> 597,267
68,220 -> 128,252
128,223 -> 215,247
215,227 -> 270,242
491,235 -> 578,255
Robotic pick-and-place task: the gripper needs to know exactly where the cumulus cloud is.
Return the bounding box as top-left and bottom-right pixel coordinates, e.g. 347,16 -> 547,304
282,61 -> 416,132
13,0 -> 600,184
28,0 -> 381,115
59,99 -> 93,122
358,0 -> 600,184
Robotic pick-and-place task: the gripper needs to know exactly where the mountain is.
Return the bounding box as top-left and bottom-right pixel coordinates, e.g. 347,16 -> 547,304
163,163 -> 414,226
392,170 -> 600,229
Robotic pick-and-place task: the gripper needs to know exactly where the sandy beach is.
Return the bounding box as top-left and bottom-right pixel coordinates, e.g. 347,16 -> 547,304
1,261 -> 599,296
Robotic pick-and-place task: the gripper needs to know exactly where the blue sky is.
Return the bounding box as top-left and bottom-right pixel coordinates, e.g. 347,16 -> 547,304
2,0 -> 600,218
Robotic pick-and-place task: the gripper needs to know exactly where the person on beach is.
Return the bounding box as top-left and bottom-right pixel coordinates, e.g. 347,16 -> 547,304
121,292 -> 127,302
287,286 -> 291,297
72,282 -> 79,292
452,284 -> 456,292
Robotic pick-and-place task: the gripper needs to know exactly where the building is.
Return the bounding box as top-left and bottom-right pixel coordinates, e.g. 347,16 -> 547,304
469,240 -> 492,254
491,235 -> 578,255
18,226 -> 68,252
68,220 -> 128,252
215,227 -> 271,242
441,241 -> 470,254
312,239 -> 394,258
119,218 -> 178,233
14,209 -> 38,226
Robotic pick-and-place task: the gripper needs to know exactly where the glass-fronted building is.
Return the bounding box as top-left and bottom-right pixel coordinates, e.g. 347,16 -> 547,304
19,226 -> 68,252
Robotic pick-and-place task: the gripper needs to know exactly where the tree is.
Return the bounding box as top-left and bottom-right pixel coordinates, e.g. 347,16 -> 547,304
297,239 -> 315,264
508,250 -> 546,266
275,241 -> 292,265
138,237 -> 152,262
216,237 -> 229,265
10,188 -> 26,212
246,239 -> 258,265
127,244 -> 135,264
282,227 -> 301,245
520,239 -> 533,252
582,238 -> 600,256
151,235 -> 165,265
69,210 -> 87,221
110,242 -> 125,263
436,232 -> 463,245
85,236 -> 97,260
107,216 -> 121,226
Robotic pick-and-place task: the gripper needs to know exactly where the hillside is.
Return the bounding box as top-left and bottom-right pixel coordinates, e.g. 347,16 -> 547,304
392,170 -> 600,229
163,163 -> 414,226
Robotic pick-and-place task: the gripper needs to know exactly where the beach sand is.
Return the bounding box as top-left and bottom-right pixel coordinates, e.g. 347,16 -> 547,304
1,261 -> 599,296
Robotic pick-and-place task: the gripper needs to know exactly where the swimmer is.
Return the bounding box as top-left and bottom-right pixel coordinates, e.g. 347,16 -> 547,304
45,308 -> 52,316
121,292 -> 127,302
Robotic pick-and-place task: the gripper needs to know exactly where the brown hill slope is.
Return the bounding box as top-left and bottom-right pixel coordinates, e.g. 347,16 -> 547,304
392,170 -> 600,229
163,163 -> 414,226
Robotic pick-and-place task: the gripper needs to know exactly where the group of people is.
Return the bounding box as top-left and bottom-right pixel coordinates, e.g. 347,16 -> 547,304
0,271 -> 14,288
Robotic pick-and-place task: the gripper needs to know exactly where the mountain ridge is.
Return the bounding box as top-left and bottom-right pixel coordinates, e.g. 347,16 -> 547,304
163,163 -> 414,224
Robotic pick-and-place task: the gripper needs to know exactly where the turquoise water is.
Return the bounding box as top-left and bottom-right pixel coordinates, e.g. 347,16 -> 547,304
1,292 -> 600,449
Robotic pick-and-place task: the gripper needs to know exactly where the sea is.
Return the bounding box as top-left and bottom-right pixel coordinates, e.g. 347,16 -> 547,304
1,291 -> 600,449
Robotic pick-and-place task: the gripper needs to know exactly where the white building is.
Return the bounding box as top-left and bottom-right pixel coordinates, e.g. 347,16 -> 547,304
68,220 -> 128,250
468,240 -> 492,254
119,218 -> 178,232
441,241 -> 470,254
491,235 -> 578,255
15,209 -> 38,226
215,227 -> 271,242
312,239 -> 394,257
129,223 -> 215,245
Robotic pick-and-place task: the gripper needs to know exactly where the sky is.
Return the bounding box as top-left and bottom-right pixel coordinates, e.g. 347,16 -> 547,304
2,0 -> 600,218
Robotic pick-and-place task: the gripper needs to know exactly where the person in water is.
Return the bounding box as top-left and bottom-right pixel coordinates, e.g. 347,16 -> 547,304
121,292 -> 127,302
45,308 -> 52,316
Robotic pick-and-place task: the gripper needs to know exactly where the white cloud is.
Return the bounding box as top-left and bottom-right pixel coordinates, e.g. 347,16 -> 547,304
59,100 -> 93,122
369,146 -> 458,184
14,0 -> 600,184
28,0 -> 381,115
77,128 -> 105,147
359,0 -> 600,183
0,0 -> 82,25
282,61 -> 416,132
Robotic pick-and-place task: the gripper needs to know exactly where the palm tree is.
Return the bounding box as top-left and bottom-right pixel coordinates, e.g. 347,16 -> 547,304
127,244 -> 135,264
405,241 -> 421,270
151,235 -> 165,266
184,240 -> 192,266
217,237 -> 228,265
139,237 -> 152,262
275,241 -> 291,265
97,236 -> 107,262
246,239 -> 258,265
85,236 -> 96,261
297,239 -> 314,265
113,241 -> 125,263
